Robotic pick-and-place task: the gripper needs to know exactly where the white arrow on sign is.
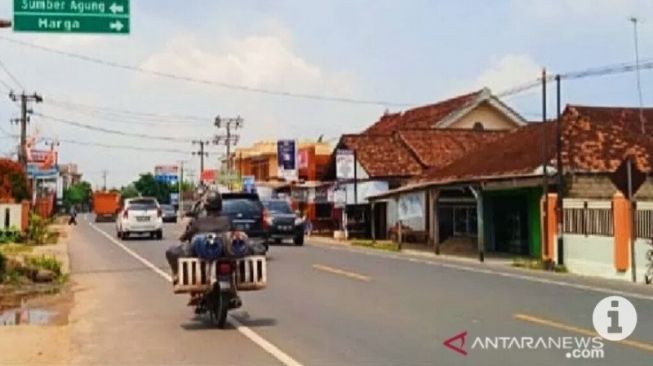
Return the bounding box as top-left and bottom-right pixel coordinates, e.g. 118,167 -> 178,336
110,3 -> 124,14
109,20 -> 124,31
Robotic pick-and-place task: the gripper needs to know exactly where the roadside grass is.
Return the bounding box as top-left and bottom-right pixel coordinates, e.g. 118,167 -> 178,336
351,239 -> 400,252
0,243 -> 33,256
512,258 -> 568,273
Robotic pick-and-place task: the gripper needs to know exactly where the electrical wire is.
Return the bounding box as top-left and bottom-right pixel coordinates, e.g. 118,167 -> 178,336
0,76 -> 13,92
45,97 -> 210,124
43,102 -> 209,126
0,57 -> 25,90
55,137 -> 191,154
33,112 -> 197,142
0,36 -> 410,107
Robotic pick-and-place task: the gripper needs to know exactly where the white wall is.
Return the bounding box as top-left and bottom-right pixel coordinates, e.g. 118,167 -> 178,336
564,234 -> 652,284
0,204 -> 22,231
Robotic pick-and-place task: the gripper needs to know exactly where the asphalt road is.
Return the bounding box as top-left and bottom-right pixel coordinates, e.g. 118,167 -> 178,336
67,215 -> 653,365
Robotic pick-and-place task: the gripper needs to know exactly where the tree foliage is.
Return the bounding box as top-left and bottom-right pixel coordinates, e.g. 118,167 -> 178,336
133,173 -> 171,204
63,181 -> 93,209
0,159 -> 30,203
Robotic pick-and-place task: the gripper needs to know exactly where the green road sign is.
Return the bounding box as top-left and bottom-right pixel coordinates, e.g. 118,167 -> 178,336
13,0 -> 130,34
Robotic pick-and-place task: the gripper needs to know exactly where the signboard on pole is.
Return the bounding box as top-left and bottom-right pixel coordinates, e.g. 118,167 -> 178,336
336,149 -> 355,180
13,0 -> 130,34
154,165 -> 178,184
277,140 -> 297,181
610,157 -> 646,200
170,193 -> 179,206
242,175 -> 256,193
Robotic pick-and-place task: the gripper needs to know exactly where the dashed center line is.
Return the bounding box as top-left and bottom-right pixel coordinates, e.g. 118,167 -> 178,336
313,264 -> 371,282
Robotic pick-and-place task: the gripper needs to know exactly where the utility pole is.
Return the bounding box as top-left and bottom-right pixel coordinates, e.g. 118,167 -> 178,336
555,74 -> 564,266
9,92 -> 42,168
102,170 -> 108,191
192,140 -> 210,173
541,68 -> 550,265
630,17 -> 645,134
177,160 -> 186,214
214,116 -> 243,187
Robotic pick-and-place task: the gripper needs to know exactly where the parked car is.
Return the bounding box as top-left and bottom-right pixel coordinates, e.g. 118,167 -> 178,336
262,199 -> 304,246
160,204 -> 178,223
116,197 -> 163,240
221,192 -> 268,251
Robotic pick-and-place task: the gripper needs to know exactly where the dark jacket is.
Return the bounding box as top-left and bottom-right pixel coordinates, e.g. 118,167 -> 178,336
179,215 -> 231,242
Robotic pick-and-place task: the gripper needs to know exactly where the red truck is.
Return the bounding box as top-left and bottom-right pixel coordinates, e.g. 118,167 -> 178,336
93,191 -> 121,222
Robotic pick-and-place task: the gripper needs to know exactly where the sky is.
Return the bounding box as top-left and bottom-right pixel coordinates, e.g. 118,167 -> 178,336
1,0 -> 653,188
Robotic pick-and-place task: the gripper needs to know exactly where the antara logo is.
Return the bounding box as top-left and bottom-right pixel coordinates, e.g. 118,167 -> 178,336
443,331 -> 468,356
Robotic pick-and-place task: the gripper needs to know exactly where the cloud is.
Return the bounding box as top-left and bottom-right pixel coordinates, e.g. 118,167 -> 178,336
139,31 -> 353,96
473,54 -> 541,93
449,54 -> 541,96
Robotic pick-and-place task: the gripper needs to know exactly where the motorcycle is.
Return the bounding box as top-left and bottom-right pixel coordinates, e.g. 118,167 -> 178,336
173,231 -> 267,328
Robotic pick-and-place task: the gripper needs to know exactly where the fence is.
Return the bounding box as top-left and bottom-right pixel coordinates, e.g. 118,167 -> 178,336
562,199 -> 613,236
636,202 -> 653,239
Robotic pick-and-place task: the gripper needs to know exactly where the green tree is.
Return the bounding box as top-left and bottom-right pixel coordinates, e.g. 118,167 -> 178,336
63,181 -> 92,209
133,173 -> 172,204
119,184 -> 139,200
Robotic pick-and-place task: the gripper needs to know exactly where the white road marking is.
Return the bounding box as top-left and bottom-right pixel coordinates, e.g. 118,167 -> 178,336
87,220 -> 302,366
309,242 -> 653,302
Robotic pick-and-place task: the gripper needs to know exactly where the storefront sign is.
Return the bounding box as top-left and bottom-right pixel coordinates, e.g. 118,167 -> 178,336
336,149 -> 354,180
277,140 -> 297,181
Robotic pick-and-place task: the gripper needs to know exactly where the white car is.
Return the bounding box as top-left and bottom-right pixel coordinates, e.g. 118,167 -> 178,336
116,197 -> 163,240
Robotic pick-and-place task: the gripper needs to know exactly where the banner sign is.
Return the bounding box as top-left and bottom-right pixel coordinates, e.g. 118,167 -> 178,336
242,175 -> 256,193
277,140 -> 297,181
398,192 -> 424,220
333,187 -> 347,208
336,149 -> 355,180
154,164 -> 178,184
298,148 -> 309,170
27,163 -> 59,179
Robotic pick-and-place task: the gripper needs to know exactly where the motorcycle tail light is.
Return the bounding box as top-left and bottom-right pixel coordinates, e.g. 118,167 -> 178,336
218,262 -> 233,275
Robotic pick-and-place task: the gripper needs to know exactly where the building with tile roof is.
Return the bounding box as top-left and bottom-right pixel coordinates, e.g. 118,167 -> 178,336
369,105 -> 653,269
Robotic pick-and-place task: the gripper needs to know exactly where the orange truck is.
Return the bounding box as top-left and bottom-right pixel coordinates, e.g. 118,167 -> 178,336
93,191 -> 121,222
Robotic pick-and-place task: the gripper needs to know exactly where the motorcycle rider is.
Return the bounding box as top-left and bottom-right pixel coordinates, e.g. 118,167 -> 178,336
165,190 -> 230,284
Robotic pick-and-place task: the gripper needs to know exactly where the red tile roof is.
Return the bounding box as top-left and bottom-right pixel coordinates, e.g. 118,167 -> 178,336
420,105 -> 653,183
340,134 -> 422,178
364,90 -> 483,134
397,129 -> 507,169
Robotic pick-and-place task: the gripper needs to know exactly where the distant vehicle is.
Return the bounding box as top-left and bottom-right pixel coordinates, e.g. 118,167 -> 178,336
262,199 -> 304,246
116,197 -> 163,240
160,204 -> 178,223
220,192 -> 268,252
93,191 -> 121,222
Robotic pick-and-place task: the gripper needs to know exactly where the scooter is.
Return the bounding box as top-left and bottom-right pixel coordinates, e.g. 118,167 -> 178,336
173,232 -> 267,328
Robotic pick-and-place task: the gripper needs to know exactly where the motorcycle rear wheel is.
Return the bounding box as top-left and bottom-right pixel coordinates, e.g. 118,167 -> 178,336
208,291 -> 230,328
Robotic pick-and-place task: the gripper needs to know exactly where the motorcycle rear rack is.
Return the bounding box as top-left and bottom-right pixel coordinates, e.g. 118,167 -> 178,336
174,256 -> 267,294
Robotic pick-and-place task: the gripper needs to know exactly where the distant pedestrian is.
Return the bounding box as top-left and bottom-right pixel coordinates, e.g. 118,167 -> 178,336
303,213 -> 312,237
68,206 -> 77,226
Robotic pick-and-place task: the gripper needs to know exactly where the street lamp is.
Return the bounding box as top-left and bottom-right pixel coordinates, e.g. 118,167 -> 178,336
0,19 -> 11,28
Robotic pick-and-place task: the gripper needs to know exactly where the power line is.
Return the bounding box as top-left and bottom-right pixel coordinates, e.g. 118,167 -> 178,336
33,112 -> 196,142
44,97 -> 210,124
43,103 -> 209,127
0,57 -> 25,90
55,137 -> 191,154
0,77 -> 13,91
0,36 -> 410,107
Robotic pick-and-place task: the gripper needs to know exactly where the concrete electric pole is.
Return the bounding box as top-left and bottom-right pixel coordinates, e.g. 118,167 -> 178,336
192,140 -> 210,173
214,115 -> 243,174
9,92 -> 42,168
